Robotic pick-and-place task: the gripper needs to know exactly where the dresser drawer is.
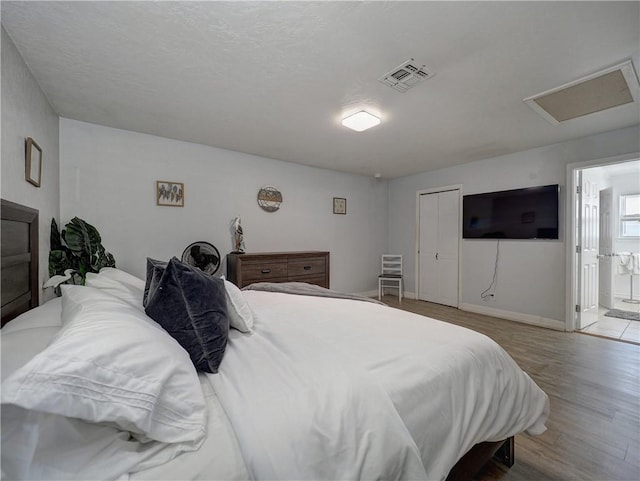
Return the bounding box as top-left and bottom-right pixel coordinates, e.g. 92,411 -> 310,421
288,258 -> 326,279
242,261 -> 288,282
227,251 -> 329,289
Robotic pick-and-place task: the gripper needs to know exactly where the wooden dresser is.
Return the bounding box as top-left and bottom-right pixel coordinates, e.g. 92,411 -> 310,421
226,251 -> 330,289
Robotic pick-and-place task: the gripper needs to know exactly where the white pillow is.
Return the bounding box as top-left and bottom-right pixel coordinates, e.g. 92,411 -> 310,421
85,268 -> 145,309
98,267 -> 146,290
1,297 -> 62,334
1,327 -> 60,382
1,286 -> 206,444
223,279 -> 255,333
1,298 -> 63,381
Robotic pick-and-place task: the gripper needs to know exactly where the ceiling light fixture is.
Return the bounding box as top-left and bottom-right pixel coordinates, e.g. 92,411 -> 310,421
341,111 -> 381,132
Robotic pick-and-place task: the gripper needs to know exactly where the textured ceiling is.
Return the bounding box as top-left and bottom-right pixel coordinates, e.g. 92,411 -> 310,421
2,1 -> 639,178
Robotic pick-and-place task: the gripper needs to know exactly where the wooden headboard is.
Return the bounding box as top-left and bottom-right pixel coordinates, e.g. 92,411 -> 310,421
1,199 -> 39,327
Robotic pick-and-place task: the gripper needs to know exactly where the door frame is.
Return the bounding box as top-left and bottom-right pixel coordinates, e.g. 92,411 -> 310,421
565,152 -> 639,332
415,184 -> 463,305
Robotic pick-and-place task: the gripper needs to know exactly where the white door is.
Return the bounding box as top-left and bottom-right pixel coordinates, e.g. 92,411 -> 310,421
419,193 -> 439,303
418,189 -> 460,307
578,170 -> 600,329
599,188 -> 614,309
437,190 -> 460,307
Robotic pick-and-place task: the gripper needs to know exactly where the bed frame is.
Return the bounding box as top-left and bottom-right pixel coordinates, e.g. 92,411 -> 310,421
1,199 -> 39,327
447,436 -> 514,481
0,198 -> 513,479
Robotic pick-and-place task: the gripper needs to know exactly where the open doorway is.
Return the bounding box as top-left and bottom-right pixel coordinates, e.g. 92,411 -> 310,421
572,158 -> 640,343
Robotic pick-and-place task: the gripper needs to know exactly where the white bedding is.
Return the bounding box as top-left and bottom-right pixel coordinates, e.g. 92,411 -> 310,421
211,291 -> 549,481
210,317 -> 428,480
1,299 -> 247,481
1,289 -> 549,481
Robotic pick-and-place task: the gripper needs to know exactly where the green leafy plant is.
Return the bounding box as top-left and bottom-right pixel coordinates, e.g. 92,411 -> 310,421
48,217 -> 116,286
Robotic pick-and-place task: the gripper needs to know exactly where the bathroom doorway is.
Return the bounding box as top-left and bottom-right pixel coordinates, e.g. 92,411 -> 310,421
573,159 -> 640,343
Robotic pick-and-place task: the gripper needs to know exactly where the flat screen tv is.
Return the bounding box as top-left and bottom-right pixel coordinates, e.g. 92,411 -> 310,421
462,184 -> 559,239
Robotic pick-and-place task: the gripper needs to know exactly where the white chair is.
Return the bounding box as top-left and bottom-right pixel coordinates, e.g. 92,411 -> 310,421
378,254 -> 403,302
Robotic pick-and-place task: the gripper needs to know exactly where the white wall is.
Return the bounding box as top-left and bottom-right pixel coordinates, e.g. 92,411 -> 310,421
388,125 -> 640,325
60,119 -> 388,293
1,26 -> 60,302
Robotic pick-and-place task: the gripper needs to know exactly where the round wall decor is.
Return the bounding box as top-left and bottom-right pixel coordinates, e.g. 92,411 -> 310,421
257,186 -> 283,212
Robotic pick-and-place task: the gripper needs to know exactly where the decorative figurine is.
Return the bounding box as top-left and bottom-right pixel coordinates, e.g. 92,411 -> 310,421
231,216 -> 245,254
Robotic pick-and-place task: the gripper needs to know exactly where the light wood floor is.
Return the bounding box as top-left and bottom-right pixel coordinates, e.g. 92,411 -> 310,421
381,296 -> 640,481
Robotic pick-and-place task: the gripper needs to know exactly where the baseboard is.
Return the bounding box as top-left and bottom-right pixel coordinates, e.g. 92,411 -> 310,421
459,303 -> 565,331
357,290 -> 379,298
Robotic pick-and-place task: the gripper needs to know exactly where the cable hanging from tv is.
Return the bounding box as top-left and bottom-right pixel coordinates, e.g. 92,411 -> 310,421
481,240 -> 500,301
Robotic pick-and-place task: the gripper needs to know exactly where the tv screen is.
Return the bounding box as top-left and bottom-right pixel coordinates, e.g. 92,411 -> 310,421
463,184 -> 559,239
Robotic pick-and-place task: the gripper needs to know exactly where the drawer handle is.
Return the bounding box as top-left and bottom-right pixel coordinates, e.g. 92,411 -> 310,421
303,266 -> 312,270
261,269 -> 271,274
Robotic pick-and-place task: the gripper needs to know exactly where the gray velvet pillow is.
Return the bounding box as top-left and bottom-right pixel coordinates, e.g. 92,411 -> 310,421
144,257 -> 229,373
143,258 -> 167,307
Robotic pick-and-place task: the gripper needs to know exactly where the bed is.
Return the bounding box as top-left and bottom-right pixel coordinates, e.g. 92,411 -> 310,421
0,200 -> 549,481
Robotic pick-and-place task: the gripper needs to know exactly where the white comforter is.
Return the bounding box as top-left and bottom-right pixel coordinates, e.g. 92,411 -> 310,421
209,305 -> 428,480
210,291 -> 549,481
2,292 -> 549,481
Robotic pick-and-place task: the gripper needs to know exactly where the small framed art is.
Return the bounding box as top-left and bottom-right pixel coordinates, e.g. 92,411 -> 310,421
156,181 -> 184,207
25,137 -> 42,187
333,197 -> 346,215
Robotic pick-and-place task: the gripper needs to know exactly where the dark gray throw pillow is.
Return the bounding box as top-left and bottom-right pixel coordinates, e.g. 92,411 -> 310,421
143,258 -> 167,307
145,257 -> 229,373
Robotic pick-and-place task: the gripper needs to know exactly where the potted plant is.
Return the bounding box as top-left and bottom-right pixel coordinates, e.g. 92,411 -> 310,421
46,217 -> 116,288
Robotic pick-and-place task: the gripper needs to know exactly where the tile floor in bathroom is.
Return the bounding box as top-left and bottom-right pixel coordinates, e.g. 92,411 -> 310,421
579,297 -> 640,344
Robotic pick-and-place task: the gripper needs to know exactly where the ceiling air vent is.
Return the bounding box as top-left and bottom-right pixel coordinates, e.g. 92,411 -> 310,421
379,58 -> 435,93
524,60 -> 640,124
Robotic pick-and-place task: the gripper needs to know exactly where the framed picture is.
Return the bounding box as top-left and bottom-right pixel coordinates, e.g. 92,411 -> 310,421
156,181 -> 184,207
25,137 -> 42,187
333,197 -> 347,215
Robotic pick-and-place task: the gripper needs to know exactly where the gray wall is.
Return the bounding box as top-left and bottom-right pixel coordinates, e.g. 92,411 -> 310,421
1,26 -> 60,302
60,119 -> 389,293
388,125 -> 640,324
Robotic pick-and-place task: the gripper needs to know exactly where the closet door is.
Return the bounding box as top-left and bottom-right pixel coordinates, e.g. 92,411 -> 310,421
418,189 -> 460,307
436,189 -> 460,307
418,193 -> 439,303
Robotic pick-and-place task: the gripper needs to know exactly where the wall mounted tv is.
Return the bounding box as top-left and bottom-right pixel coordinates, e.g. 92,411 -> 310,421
462,184 -> 559,239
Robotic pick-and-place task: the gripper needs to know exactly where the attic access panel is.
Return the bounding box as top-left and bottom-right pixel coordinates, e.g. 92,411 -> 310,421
524,60 -> 640,124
